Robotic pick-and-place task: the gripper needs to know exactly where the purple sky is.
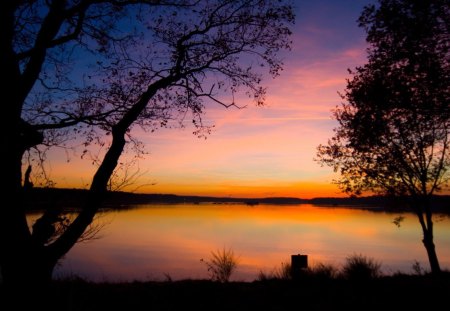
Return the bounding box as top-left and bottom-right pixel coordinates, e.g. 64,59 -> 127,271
47,0 -> 375,198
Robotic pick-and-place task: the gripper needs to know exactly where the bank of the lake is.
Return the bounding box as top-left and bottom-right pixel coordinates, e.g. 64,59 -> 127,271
3,273 -> 449,311
26,200 -> 450,282
22,187 -> 450,213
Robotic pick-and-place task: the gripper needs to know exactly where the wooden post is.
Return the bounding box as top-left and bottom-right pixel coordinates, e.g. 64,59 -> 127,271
291,254 -> 308,279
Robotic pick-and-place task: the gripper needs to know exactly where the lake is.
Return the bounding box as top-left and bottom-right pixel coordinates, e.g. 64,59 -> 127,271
28,203 -> 450,282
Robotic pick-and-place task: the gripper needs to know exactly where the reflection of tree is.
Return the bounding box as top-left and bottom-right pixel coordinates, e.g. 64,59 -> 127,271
317,0 -> 449,274
1,0 -> 294,286
32,210 -> 108,246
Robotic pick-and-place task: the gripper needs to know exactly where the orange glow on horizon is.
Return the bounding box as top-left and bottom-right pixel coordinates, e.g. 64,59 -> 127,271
35,2 -> 375,200
131,180 -> 347,199
52,204 -> 450,281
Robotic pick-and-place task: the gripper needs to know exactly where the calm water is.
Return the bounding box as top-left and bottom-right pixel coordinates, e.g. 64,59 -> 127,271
29,204 -> 450,282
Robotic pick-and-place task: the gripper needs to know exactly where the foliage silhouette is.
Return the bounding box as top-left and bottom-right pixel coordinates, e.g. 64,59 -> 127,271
316,0 -> 450,274
201,247 -> 239,282
341,253 -> 382,281
0,0 -> 294,287
257,261 -> 292,280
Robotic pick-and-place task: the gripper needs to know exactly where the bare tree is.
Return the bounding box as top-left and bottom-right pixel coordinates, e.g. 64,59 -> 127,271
1,0 -> 195,287
0,0 -> 294,287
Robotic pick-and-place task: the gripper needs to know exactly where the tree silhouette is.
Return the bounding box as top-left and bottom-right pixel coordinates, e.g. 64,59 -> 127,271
0,0 -> 294,287
317,0 -> 449,274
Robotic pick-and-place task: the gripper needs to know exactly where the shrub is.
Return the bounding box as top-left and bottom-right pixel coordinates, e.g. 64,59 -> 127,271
257,261 -> 292,281
274,261 -> 292,279
411,260 -> 426,275
201,247 -> 239,282
341,253 -> 382,281
310,263 -> 338,279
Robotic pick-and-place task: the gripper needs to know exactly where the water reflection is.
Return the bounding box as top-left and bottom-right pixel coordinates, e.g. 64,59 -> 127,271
30,204 -> 450,282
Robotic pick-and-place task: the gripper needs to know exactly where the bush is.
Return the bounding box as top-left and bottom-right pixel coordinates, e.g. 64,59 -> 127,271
310,263 -> 338,280
258,261 -> 340,281
258,254 -> 383,282
201,247 -> 239,282
341,253 -> 382,281
411,260 -> 426,275
257,262 -> 292,281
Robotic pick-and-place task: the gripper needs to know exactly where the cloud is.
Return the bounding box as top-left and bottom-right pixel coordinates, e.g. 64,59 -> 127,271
45,1 -> 373,198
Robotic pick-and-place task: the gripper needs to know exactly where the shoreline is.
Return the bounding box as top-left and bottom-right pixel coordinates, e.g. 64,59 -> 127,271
23,187 -> 450,213
3,273 -> 449,310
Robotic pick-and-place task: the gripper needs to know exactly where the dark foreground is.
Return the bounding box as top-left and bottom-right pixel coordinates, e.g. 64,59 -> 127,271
2,274 -> 449,311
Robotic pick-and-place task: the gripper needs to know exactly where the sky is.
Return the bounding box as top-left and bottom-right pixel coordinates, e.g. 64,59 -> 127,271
46,0 -> 375,199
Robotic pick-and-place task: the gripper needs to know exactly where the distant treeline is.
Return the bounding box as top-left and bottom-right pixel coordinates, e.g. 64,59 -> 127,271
23,187 -> 450,213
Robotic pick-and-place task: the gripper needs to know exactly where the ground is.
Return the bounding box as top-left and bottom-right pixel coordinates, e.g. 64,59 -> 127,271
2,273 -> 448,311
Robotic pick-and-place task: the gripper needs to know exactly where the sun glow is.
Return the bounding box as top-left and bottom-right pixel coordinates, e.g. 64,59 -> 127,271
38,1 -> 371,199
52,204 -> 450,282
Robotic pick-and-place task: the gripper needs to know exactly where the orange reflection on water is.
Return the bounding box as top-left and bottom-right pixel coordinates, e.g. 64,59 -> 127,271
48,204 -> 450,282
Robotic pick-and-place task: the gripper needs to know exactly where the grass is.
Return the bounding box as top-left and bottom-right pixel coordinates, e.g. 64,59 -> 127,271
341,253 -> 382,280
4,272 -> 448,311
258,254 -> 379,281
1,254 -> 449,310
200,247 -> 239,282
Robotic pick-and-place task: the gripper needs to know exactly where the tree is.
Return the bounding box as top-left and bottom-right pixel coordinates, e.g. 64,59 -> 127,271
0,0 -> 294,287
1,0 -> 191,287
316,0 -> 449,274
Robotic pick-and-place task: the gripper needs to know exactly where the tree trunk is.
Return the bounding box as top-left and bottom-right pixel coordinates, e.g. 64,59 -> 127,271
422,228 -> 441,274
414,196 -> 441,275
1,248 -> 56,284
0,67 -> 178,286
1,248 -> 58,310
0,2 -> 38,287
42,78 -> 176,278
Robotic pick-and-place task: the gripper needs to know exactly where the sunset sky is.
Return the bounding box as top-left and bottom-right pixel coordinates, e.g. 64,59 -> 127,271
47,0 -> 374,199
